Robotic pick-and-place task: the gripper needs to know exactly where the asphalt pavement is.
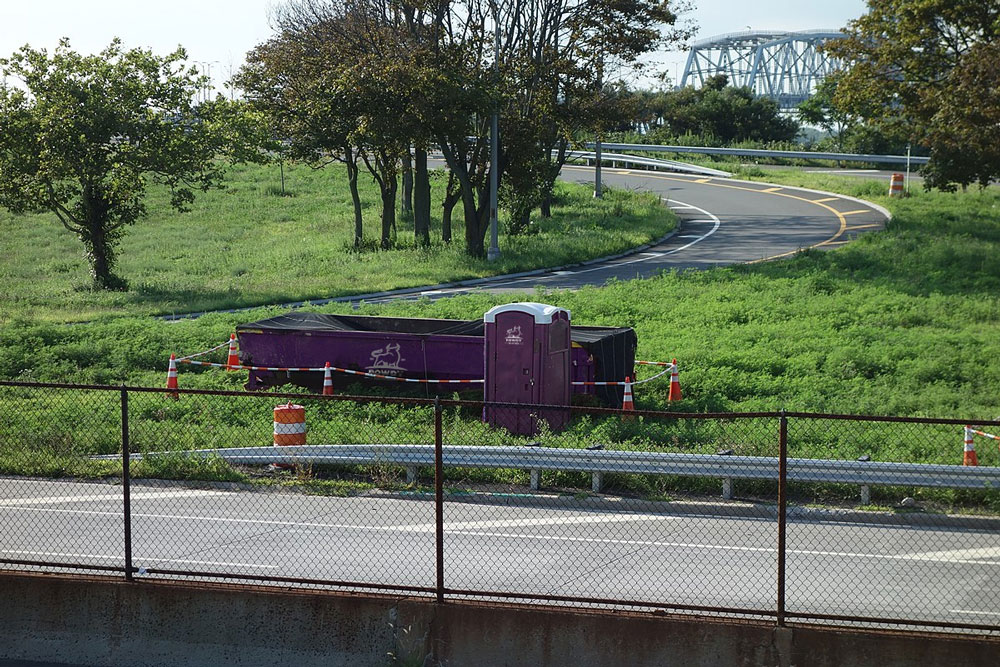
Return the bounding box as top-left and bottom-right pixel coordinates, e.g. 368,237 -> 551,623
2,477 -> 997,628
353,165 -> 889,305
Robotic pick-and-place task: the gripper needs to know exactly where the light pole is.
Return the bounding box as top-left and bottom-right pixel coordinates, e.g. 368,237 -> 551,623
594,54 -> 603,199
487,1 -> 501,262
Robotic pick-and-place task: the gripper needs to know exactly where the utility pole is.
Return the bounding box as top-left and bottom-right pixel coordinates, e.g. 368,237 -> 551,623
487,1 -> 501,262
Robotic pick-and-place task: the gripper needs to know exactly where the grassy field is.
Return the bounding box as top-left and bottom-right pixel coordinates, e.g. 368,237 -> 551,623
2,167 -> 999,506
0,161 -> 674,323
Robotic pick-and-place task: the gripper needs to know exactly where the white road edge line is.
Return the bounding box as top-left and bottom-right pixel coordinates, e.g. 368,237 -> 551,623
478,198 -> 722,288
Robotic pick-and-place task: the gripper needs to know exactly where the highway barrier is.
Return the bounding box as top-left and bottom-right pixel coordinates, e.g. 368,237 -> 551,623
1,380 -> 998,637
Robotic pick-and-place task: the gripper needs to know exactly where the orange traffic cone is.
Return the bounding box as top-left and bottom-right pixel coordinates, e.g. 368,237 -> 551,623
323,362 -> 334,395
166,354 -> 179,400
668,359 -> 682,402
226,333 -> 239,371
621,376 -> 635,419
963,426 -> 978,466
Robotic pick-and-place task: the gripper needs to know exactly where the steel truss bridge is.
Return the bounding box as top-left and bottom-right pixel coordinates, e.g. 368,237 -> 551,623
680,29 -> 844,109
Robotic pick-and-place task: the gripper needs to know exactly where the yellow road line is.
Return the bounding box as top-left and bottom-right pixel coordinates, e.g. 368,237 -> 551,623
847,224 -> 881,231
561,165 -> 881,263
761,187 -> 782,192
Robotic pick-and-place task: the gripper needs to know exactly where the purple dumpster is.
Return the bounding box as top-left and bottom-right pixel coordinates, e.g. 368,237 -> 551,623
235,311 -> 635,406
484,303 -> 571,435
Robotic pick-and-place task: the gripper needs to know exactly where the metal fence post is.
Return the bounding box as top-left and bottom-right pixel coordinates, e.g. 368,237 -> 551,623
121,384 -> 133,582
434,396 -> 444,603
777,410 -> 788,626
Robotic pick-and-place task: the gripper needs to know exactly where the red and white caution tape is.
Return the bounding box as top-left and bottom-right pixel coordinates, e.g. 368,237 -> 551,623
173,341 -> 675,387
176,339 -> 231,362
571,363 -> 673,387
175,358 -> 483,384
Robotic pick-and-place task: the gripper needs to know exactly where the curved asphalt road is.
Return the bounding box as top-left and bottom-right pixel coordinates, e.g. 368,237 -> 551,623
357,164 -> 889,305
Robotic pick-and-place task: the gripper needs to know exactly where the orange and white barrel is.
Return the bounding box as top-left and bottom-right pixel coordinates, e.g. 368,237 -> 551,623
888,173 -> 904,198
963,426 -> 978,466
274,403 -> 306,448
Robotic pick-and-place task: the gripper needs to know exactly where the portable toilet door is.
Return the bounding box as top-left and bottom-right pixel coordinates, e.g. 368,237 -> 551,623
484,302 -> 571,435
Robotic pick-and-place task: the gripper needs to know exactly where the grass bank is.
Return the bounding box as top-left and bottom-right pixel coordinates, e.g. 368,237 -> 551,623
2,169 -> 999,506
0,161 -> 674,323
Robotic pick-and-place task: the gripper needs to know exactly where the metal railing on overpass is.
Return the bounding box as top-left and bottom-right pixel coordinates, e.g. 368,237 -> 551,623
1,380 -> 999,636
587,142 -> 930,166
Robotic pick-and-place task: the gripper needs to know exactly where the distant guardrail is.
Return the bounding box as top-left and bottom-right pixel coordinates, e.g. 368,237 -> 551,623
563,150 -> 732,178
109,444 -> 1000,504
587,143 -> 930,166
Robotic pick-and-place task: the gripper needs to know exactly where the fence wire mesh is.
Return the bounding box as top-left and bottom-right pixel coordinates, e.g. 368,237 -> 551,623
784,416 -> 1000,631
1,382 -> 998,635
439,403 -> 779,617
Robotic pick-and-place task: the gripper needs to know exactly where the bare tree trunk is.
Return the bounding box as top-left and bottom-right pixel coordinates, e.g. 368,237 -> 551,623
401,148 -> 413,215
413,147 -> 430,247
441,170 -> 461,243
345,146 -> 364,248
380,175 -> 398,249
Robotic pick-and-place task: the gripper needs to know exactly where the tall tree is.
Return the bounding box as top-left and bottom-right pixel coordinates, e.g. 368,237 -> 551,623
825,0 -> 1000,189
236,13 -> 370,247
0,39 -> 233,289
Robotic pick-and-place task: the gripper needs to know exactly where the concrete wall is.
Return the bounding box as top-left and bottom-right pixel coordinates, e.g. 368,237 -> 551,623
1,572 -> 996,667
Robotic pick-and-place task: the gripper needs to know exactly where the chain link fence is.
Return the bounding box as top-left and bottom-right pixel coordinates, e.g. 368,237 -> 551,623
1,381 -> 998,634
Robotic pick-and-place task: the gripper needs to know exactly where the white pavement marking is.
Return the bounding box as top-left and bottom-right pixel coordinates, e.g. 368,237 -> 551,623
388,514 -> 670,533
949,610 -> 1000,617
4,550 -> 120,560
905,547 -> 1000,562
5,505 -> 999,566
447,198 -> 722,290
156,558 -> 280,569
0,490 -> 229,507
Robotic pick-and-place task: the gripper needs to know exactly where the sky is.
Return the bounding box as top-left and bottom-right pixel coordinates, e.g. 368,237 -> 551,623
1,0 -> 871,92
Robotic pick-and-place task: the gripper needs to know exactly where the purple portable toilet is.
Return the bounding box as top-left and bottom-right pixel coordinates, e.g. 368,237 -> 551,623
484,302 -> 571,435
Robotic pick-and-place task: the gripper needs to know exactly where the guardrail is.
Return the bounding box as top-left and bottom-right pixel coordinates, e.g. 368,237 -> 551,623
587,142 -> 930,166
563,150 -> 732,178
107,444 -> 1000,504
